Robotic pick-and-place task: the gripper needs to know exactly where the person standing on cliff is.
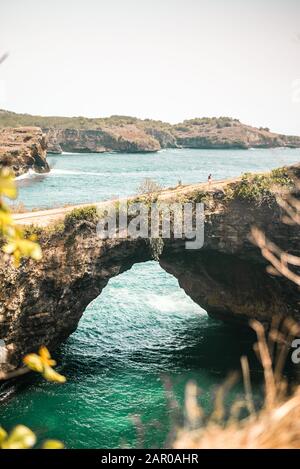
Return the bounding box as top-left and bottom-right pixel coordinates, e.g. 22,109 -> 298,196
208,174 -> 212,186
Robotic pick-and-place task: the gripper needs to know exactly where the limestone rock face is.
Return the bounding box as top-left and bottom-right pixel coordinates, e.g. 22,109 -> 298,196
0,127 -> 49,176
1,111 -> 300,153
143,126 -> 178,149
44,125 -> 161,154
1,165 -> 300,369
173,119 -> 300,149
44,119 -> 300,153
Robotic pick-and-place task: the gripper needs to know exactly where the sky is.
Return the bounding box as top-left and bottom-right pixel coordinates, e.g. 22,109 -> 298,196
1,0 -> 300,134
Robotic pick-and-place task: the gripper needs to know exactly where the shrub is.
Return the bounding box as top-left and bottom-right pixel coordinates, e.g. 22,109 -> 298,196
23,225 -> 43,239
259,127 -> 270,132
64,205 -> 98,229
225,168 -> 292,205
174,125 -> 189,132
136,178 -> 162,196
217,121 -> 232,128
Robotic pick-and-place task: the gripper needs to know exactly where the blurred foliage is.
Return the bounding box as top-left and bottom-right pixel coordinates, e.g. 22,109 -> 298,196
0,169 -> 65,448
0,167 -> 42,266
0,425 -> 36,449
23,346 -> 66,383
0,424 -> 63,449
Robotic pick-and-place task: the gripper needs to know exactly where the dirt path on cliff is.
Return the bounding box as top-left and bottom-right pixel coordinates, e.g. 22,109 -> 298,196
13,177 -> 238,227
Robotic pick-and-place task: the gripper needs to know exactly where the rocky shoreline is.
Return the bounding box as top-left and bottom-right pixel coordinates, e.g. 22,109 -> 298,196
0,127 -> 49,177
1,111 -> 300,154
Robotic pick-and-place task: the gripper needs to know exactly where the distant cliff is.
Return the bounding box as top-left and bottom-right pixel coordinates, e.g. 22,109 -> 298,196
0,111 -> 300,153
44,125 -> 160,153
0,127 -> 49,176
172,118 -> 300,149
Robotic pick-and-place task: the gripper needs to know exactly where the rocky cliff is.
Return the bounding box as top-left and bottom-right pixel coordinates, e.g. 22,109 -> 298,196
0,110 -> 300,153
0,127 -> 49,176
0,164 -> 300,369
45,125 -> 160,153
172,118 -> 300,149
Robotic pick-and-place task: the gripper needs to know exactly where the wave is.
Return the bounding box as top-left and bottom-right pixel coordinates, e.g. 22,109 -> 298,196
0,384 -> 17,403
60,151 -> 86,156
16,167 -> 106,181
15,169 -> 37,180
47,168 -> 178,178
48,168 -> 107,177
146,292 -> 204,314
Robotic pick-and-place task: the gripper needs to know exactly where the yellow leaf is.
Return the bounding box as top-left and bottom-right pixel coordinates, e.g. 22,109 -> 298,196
2,241 -> 16,255
39,346 -> 51,361
42,365 -> 66,384
0,168 -> 17,199
20,239 -> 42,260
0,427 -> 8,444
30,245 -> 42,261
0,170 -> 43,266
42,439 -> 64,449
23,347 -> 66,383
12,250 -> 21,268
3,237 -> 42,266
0,208 -> 13,229
1,425 -> 36,449
23,353 -> 44,373
39,346 -> 56,366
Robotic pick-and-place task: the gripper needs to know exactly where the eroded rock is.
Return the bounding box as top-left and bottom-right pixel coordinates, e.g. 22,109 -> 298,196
0,165 -> 300,369
0,127 -> 49,176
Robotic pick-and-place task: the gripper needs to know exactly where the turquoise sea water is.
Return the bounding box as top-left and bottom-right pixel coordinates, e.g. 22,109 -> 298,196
1,148 -> 300,448
15,147 -> 300,209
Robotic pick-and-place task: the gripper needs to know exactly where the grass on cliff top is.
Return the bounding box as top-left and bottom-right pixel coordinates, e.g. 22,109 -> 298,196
0,109 -> 243,132
19,166 -> 295,242
182,116 -> 240,127
64,205 -> 99,228
21,206 -> 99,241
225,167 -> 293,205
0,110 -> 173,130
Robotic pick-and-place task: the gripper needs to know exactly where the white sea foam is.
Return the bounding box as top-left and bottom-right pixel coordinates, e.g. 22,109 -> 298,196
147,292 -> 204,314
47,168 -> 107,177
16,167 -> 100,181
47,168 -> 172,178
60,151 -> 84,155
15,169 -> 36,180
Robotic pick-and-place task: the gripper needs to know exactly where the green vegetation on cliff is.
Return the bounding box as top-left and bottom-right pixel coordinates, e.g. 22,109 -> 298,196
225,167 -> 293,205
64,205 -> 99,228
0,110 -> 169,130
1,110 -> 300,152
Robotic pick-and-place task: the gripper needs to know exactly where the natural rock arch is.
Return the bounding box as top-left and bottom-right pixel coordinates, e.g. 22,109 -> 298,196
1,166 -> 300,370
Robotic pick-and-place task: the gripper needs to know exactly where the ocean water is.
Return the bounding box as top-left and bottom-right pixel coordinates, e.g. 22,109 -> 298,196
1,148 -> 300,448
15,147 -> 300,209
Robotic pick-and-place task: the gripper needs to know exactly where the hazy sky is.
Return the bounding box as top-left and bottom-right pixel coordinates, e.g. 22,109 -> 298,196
1,0 -> 300,134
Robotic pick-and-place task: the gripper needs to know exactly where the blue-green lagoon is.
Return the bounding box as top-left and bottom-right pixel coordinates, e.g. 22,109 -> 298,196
1,147 -> 300,448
